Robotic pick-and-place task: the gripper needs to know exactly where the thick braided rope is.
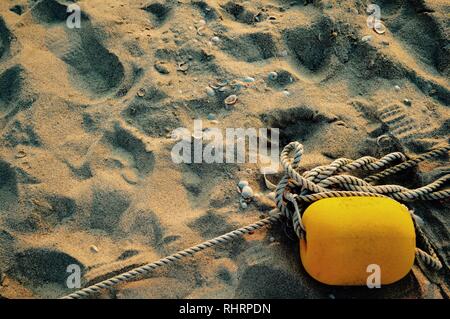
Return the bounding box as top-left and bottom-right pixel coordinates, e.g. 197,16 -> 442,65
365,145 -> 450,183
61,214 -> 282,299
414,221 -> 443,270
415,248 -> 442,270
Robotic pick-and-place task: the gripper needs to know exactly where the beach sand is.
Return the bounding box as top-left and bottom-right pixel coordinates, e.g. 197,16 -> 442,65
0,0 -> 449,299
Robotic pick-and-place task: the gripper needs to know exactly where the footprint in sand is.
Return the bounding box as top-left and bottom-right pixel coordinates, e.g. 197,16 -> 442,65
220,32 -> 278,63
377,103 -> 438,142
32,0 -> 125,97
0,17 -> 13,61
0,159 -> 19,212
142,1 -> 173,27
0,65 -> 28,129
372,0 -> 449,75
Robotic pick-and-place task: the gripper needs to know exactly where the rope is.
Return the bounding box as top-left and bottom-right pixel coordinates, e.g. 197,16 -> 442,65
61,214 -> 282,299
365,145 -> 450,183
61,143 -> 449,299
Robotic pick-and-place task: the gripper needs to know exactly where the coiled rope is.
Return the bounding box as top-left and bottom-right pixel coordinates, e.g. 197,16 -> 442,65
61,143 -> 449,299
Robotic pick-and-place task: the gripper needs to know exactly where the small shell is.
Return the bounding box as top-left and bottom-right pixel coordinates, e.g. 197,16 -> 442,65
282,90 -> 291,96
197,25 -> 206,36
238,180 -> 249,189
207,113 -> 216,121
177,62 -> 189,72
206,86 -> 215,97
211,36 -> 220,44
137,88 -> 146,97
240,199 -> 248,209
394,85 -> 401,91
373,22 -> 386,34
243,76 -> 255,83
90,245 -> 99,253
218,85 -> 232,93
209,82 -> 220,90
15,150 -> 27,159
224,94 -> 238,105
376,134 -> 392,147
268,71 -> 278,80
217,79 -> 229,87
403,98 -> 412,106
122,170 -> 139,185
361,35 -> 372,42
241,186 -> 254,199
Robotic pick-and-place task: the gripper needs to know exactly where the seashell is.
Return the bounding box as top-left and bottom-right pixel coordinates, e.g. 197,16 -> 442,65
206,87 -> 215,97
217,79 -> 229,87
243,76 -> 255,83
403,98 -> 412,106
211,36 -> 220,44
90,245 -> 99,253
241,185 -> 254,199
373,22 -> 386,34
224,94 -> 237,105
209,82 -> 220,90
254,12 -> 268,22
154,62 -> 170,74
361,35 -> 372,42
394,85 -> 401,91
282,90 -> 291,96
268,71 -> 278,80
376,134 -> 392,147
15,150 -> 27,159
137,88 -> 146,97
240,199 -> 248,209
207,113 -> 216,121
238,180 -> 249,189
197,26 -> 206,36
177,62 -> 189,72
218,85 -> 231,93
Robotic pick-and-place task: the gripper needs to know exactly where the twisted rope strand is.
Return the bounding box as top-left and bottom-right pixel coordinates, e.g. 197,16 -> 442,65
365,146 -> 450,183
61,214 -> 282,299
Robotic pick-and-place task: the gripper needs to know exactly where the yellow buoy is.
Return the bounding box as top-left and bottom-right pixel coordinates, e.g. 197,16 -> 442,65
300,197 -> 416,286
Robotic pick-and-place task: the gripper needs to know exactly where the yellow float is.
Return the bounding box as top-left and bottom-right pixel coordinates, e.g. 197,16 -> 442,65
300,196 -> 416,285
